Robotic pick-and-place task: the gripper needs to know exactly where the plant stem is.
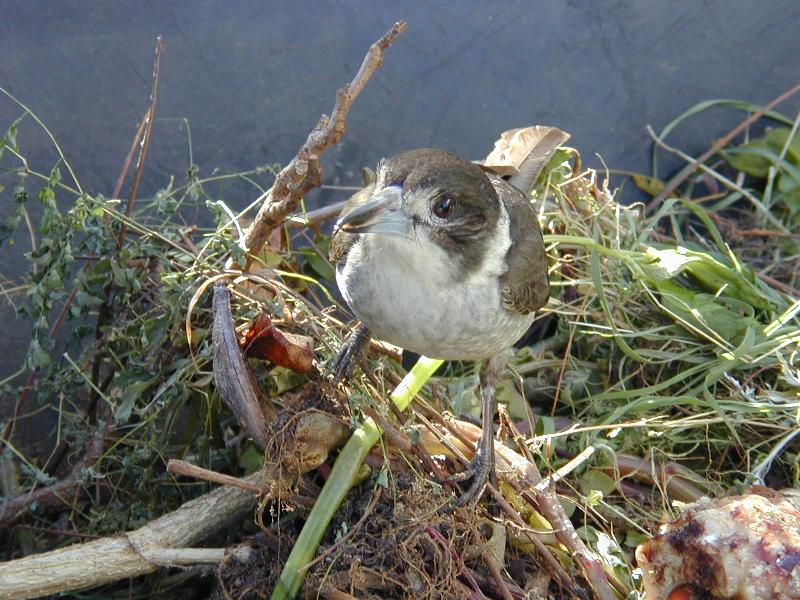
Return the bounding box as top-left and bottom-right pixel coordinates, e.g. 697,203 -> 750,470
270,356 -> 443,600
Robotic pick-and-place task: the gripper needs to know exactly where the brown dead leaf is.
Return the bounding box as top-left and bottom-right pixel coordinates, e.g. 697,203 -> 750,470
212,285 -> 272,447
482,125 -> 571,194
241,313 -> 315,374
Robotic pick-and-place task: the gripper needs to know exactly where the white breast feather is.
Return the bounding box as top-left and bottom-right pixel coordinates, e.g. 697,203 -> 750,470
336,201 -> 534,360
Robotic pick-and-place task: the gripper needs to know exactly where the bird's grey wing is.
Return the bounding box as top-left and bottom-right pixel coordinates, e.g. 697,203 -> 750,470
328,183 -> 375,264
494,178 -> 550,314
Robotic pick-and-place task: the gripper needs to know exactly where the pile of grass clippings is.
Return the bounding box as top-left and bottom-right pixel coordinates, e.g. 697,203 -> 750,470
0,94 -> 798,599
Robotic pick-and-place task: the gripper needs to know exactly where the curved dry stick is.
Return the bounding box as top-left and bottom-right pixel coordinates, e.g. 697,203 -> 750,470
241,21 -> 408,264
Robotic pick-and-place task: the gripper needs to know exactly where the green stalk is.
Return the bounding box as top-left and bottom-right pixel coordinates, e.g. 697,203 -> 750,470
270,356 -> 443,600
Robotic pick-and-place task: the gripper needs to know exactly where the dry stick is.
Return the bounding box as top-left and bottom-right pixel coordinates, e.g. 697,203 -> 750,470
240,21 -> 408,264
116,35 -> 163,247
113,116 -> 148,200
520,485 -> 614,600
88,35 -> 165,428
758,272 -> 800,297
167,459 -> 270,494
646,81 -> 800,214
429,417 -> 610,597
485,485 -> 569,586
414,415 -> 574,591
287,199 -> 348,228
482,521 -> 514,600
499,418 -> 615,600
0,472 -> 266,600
534,446 -> 595,492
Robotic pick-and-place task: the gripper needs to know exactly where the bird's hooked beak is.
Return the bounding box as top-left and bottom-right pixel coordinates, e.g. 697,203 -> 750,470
335,185 -> 406,236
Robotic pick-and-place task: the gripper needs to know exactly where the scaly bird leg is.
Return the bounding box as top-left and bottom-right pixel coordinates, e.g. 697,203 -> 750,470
330,323 -> 371,383
452,354 -> 504,506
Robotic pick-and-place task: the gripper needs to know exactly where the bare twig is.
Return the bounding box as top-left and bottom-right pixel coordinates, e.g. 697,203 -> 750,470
116,35 -> 164,247
482,521 -> 514,600
422,417 -> 614,600
240,21 -> 407,264
535,446 -> 595,492
646,81 -> 800,213
113,117 -> 147,200
287,199 -> 348,228
167,459 -> 270,494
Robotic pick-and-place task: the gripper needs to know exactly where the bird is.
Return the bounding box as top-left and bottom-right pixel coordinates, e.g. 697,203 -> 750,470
328,146 -> 551,504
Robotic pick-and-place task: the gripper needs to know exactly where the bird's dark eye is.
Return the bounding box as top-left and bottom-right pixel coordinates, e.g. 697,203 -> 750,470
432,195 -> 456,220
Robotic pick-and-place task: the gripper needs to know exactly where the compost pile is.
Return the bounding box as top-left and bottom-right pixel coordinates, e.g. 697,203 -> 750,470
1,58 -> 799,598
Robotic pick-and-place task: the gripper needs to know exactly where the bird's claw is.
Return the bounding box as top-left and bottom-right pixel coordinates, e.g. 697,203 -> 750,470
456,448 -> 492,507
438,447 -> 493,508
330,324 -> 370,384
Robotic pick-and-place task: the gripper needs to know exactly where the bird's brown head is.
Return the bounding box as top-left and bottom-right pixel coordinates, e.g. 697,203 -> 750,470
335,149 -> 501,269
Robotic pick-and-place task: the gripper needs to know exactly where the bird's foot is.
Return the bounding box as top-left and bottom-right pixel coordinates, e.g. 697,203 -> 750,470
441,356 -> 503,508
330,324 -> 370,384
446,446 -> 494,507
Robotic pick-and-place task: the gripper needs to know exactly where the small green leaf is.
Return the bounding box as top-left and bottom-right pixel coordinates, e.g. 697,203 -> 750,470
725,142 -> 773,177
239,444 -> 264,474
28,338 -> 51,369
271,366 -> 306,394
300,240 -> 335,281
624,530 -> 651,548
375,465 -> 389,488
114,393 -> 136,423
579,469 -> 617,496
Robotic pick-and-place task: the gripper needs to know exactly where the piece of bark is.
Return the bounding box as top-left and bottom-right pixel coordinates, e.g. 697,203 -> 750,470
241,313 -> 315,374
212,284 -> 272,448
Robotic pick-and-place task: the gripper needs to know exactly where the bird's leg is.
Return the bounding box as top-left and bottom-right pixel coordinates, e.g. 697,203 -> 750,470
453,354 -> 505,506
330,323 -> 371,383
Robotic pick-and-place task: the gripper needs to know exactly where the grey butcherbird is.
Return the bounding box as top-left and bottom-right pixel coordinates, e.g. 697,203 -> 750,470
329,146 -> 553,504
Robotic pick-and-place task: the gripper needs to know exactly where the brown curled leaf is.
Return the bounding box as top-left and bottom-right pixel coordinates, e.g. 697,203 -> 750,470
241,313 -> 315,374
212,285 -> 272,448
482,125 -> 571,195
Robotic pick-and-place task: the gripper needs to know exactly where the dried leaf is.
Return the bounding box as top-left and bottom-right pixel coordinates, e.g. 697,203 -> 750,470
212,285 -> 271,448
482,125 -> 571,194
241,313 -> 315,374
